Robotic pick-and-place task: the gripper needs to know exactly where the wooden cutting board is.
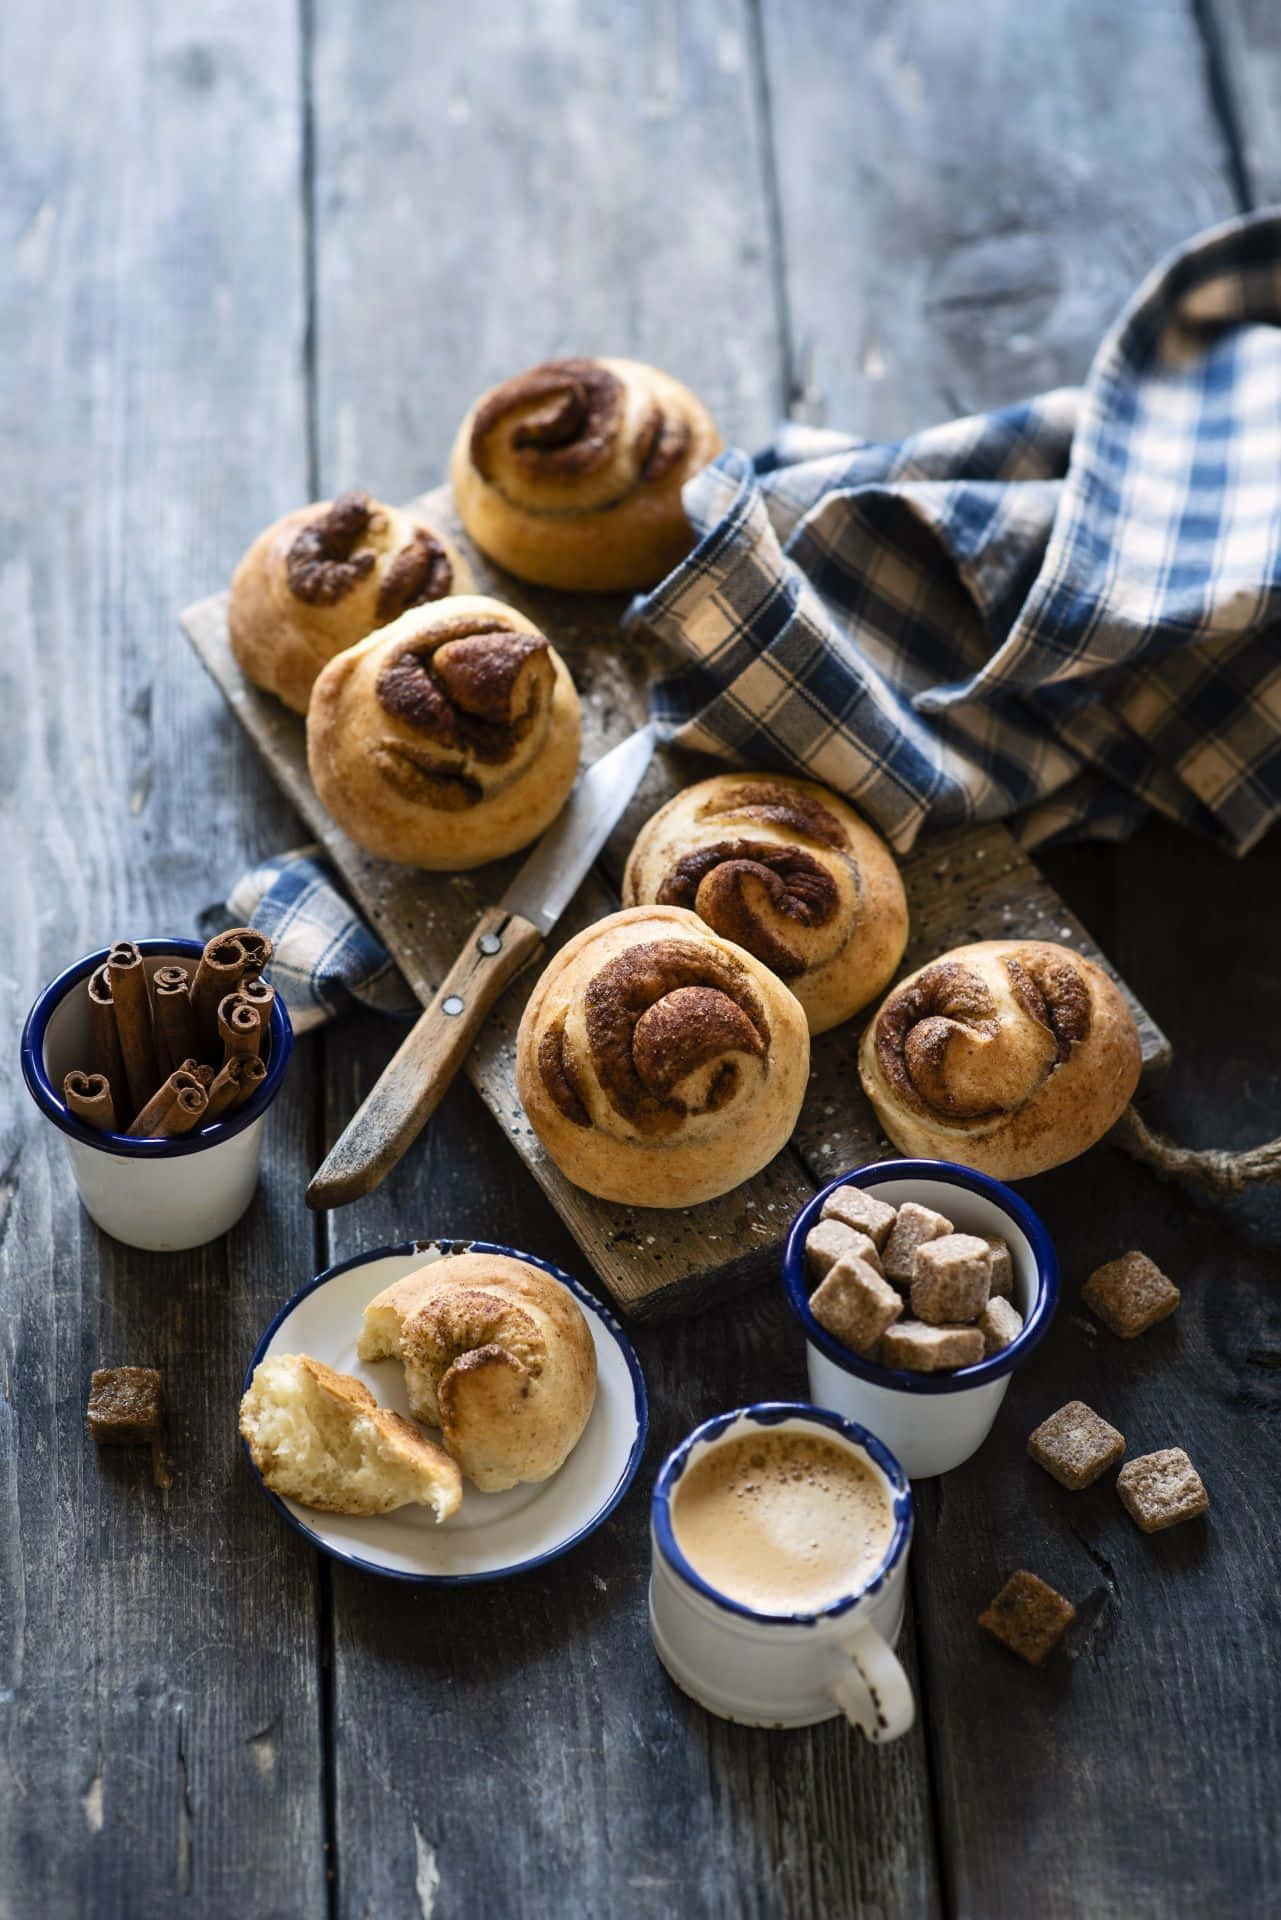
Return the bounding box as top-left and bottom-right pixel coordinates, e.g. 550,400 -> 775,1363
182,487 -> 1170,1319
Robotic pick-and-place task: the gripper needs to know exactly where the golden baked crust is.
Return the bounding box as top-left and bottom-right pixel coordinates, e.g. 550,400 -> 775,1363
515,904 -> 810,1207
858,939 -> 1142,1178
622,773 -> 908,1034
228,491 -> 474,712
357,1252 -> 597,1493
238,1353 -> 463,1518
306,593 -> 581,869
449,356 -> 722,592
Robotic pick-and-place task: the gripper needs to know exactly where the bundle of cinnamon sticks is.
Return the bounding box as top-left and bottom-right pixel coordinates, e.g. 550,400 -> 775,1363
64,926 -> 276,1139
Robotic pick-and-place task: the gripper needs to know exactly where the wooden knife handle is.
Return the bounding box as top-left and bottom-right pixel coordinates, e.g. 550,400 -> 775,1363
305,905 -> 543,1210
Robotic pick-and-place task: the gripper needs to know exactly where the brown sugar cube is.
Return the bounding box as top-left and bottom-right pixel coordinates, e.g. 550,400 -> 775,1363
87,1367 -> 165,1445
983,1236 -> 1015,1299
810,1255 -> 903,1355
880,1320 -> 984,1372
910,1233 -> 991,1325
1027,1400 -> 1124,1490
820,1185 -> 898,1250
805,1219 -> 883,1281
1116,1448 -> 1209,1533
882,1201 -> 954,1284
1082,1251 -> 1180,1339
979,1295 -> 1024,1356
979,1570 -> 1076,1665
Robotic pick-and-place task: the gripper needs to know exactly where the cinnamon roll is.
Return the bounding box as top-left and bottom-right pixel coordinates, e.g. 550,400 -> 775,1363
622,773 -> 908,1033
515,905 -> 810,1207
229,491 -> 473,712
306,594 -> 581,869
357,1252 -> 597,1493
449,357 -> 722,592
858,940 -> 1142,1178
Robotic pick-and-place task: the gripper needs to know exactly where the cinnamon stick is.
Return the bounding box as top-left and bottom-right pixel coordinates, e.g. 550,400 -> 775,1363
63,1069 -> 116,1132
235,976 -> 276,1022
107,941 -> 161,1120
87,965 -> 129,1119
190,935 -> 248,1058
152,964 -> 198,1076
204,1053 -> 266,1121
219,926 -> 274,981
217,993 -> 262,1061
127,1069 -> 209,1139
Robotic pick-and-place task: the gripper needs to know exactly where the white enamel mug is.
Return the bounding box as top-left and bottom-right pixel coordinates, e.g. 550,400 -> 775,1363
20,937 -> 293,1251
649,1403 -> 915,1738
783,1160 -> 1059,1480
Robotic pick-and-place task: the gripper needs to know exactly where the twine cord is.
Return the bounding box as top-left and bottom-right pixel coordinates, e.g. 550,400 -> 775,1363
1114,1104 -> 1281,1196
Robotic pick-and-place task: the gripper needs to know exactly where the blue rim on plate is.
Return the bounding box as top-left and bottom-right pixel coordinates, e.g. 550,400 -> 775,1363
782,1159 -> 1059,1396
242,1239 -> 650,1585
651,1401 -> 913,1625
20,937 -> 293,1156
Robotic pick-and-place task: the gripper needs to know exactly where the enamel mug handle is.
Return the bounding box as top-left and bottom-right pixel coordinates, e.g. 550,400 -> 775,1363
828,1624 -> 915,1743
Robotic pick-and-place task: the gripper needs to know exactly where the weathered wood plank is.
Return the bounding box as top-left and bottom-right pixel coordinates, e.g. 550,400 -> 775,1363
0,3 -> 326,1914
1202,0 -> 1281,206
308,4 -> 937,1917
759,1 -> 1277,1914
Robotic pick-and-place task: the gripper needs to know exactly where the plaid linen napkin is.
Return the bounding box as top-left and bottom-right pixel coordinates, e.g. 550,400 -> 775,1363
627,209 -> 1281,855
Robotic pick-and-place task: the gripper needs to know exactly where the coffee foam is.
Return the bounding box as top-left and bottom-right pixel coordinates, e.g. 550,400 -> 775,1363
670,1427 -> 893,1616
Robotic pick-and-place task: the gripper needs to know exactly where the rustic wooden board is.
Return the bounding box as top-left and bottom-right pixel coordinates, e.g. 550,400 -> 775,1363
0,1 -> 328,1915
183,488 -> 1168,1321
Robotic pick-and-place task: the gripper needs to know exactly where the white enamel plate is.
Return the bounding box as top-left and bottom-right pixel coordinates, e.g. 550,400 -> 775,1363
243,1240 -> 649,1582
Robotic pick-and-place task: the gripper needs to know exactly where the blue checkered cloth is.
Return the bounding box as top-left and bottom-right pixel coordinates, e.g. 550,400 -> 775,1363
225,847 -> 418,1032
626,210 -> 1281,854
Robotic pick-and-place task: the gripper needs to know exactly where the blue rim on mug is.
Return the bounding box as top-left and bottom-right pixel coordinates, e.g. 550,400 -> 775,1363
782,1159 -> 1059,1396
242,1239 -> 650,1587
651,1401 -> 913,1625
20,937 -> 294,1157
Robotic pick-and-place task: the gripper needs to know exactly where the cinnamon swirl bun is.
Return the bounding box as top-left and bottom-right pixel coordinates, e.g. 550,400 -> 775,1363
858,940 -> 1142,1178
622,773 -> 908,1033
229,491 -> 473,713
449,357 -> 722,591
306,594 -> 581,869
515,905 -> 810,1207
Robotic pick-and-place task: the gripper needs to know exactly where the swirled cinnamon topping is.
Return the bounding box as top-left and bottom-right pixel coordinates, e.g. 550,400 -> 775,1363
656,840 -> 839,978
874,961 -> 1001,1117
1004,950 -> 1092,1058
538,1013 -> 591,1128
583,940 -> 769,1136
699,782 -> 849,850
375,621 -> 551,766
641,409 -> 692,481
368,744 -> 483,811
286,492 -> 379,604
470,359 -> 625,481
375,526 -> 453,622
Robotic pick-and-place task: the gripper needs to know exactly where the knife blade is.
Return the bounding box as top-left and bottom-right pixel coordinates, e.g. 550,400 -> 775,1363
305,723 -> 656,1210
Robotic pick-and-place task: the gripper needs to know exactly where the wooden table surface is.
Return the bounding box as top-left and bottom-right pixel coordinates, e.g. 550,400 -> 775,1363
4,4 -> 1281,1916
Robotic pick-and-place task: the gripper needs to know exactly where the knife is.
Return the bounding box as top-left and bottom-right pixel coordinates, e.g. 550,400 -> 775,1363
305,723 -> 656,1210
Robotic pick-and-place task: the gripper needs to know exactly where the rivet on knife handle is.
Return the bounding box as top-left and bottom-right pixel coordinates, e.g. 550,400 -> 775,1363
305,906 -> 543,1210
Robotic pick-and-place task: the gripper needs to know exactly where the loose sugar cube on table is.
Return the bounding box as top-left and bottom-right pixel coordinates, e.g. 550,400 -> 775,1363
87,1367 -> 165,1445
806,1219 -> 882,1280
980,1295 -> 1024,1355
979,1570 -> 1076,1665
882,1201 -> 953,1284
910,1233 -> 991,1325
1116,1448 -> 1208,1533
805,1218 -> 883,1281
983,1236 -> 1015,1299
1083,1251 -> 1180,1339
1027,1400 -> 1124,1489
880,1320 -> 983,1372
810,1254 -> 903,1354
820,1185 -> 897,1249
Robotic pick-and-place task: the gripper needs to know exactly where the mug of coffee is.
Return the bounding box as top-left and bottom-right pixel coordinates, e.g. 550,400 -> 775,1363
649,1403 -> 914,1737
